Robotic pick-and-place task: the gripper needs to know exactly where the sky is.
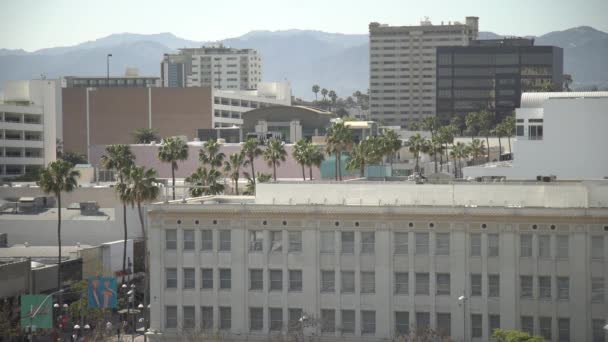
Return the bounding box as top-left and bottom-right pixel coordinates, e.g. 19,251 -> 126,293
1,0 -> 607,51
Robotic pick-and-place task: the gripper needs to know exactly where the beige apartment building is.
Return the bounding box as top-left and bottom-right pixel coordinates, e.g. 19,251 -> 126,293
147,181 -> 608,341
369,17 -> 478,128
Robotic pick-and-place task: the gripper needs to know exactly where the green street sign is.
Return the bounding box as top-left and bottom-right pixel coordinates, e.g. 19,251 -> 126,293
20,295 -> 53,330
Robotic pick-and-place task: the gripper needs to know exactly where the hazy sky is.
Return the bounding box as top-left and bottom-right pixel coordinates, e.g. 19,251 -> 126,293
1,0 -> 607,51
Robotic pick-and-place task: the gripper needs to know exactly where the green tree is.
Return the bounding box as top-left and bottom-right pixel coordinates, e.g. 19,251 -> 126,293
185,167 -> 224,196
312,85 -> 320,101
465,111 -> 481,141
321,88 -> 328,101
328,90 -> 338,107
132,128 -> 160,144
450,141 -> 468,178
157,137 -> 189,200
346,137 -> 383,177
308,146 -> 325,181
477,110 -> 495,162
502,114 -> 516,154
58,151 -> 88,166
37,160 -> 80,294
492,329 -> 548,342
243,172 -> 272,195
293,139 -> 312,181
468,138 -> 486,165
241,138 -> 264,187
380,129 -> 402,168
437,125 -> 455,172
263,139 -> 287,181
407,134 -> 430,174
325,122 -> 353,181
199,138 -> 225,170
421,117 -> 440,173
450,114 -> 466,136
223,152 -> 245,195
101,144 -> 135,282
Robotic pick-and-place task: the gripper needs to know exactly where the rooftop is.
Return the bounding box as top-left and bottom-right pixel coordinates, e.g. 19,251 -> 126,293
0,244 -> 91,263
521,91 -> 608,108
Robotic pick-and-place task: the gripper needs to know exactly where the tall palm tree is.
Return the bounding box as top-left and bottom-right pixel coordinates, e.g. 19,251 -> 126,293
242,138 -> 263,187
223,152 -> 245,195
185,167 -> 224,196
492,126 -> 503,160
468,139 -> 486,165
325,122 -> 353,181
308,146 -> 325,181
328,90 -> 338,107
465,111 -> 481,142
321,88 -> 328,101
502,114 -> 515,154
101,144 -> 135,283
157,137 -> 189,200
346,137 -> 382,177
263,139 -> 287,181
380,129 -> 402,168
38,160 -> 80,296
199,138 -> 225,170
407,134 -> 429,174
450,142 -> 467,178
437,125 -> 455,173
477,110 -> 495,162
293,139 -> 311,181
430,136 -> 445,172
312,85 -> 320,101
132,128 -> 160,144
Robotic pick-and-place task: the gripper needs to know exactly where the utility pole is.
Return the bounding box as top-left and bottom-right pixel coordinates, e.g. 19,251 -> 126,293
106,53 -> 113,86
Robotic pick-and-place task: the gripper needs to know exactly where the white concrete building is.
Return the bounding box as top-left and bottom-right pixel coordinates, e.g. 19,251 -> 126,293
369,17 -> 478,128
0,80 -> 61,177
212,82 -> 292,128
147,181 -> 608,341
464,92 -> 608,180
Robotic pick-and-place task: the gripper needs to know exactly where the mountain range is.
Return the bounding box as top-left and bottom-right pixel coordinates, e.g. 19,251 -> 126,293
0,26 -> 606,99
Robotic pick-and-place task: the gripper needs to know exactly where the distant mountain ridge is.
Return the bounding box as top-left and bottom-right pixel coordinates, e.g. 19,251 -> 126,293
0,26 -> 606,98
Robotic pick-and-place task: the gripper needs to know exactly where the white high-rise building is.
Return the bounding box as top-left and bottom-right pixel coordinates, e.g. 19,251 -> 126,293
0,80 -> 61,178
369,17 -> 478,128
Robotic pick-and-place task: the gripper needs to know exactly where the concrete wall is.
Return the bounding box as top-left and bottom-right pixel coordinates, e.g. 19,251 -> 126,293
0,259 -> 30,298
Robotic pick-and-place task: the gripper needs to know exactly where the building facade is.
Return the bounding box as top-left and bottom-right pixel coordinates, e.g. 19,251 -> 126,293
147,182 -> 608,341
0,80 -> 61,178
62,75 -> 160,88
436,39 -> 563,123
369,17 -> 478,128
161,45 -> 262,90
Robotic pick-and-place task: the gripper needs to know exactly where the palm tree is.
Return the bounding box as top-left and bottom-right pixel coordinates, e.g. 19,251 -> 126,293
477,110 -> 495,162
465,111 -> 481,142
199,138 -> 225,170
421,117 -> 439,173
492,126 -> 503,160
101,144 -> 135,283
380,129 -> 402,168
502,114 -> 515,154
293,139 -> 311,181
407,134 -> 429,174
223,152 -> 245,195
450,115 -> 466,136
132,128 -> 160,144
263,139 -> 287,181
241,138 -> 263,187
449,142 -> 469,178
157,137 -> 189,200
325,122 -> 353,181
185,167 -> 224,196
437,125 -> 455,172
308,147 -> 325,181
468,139 -> 486,165
430,136 -> 445,172
38,160 -> 80,296
321,88 -> 328,101
346,137 -> 382,177
328,90 -> 338,107
312,85 -> 320,101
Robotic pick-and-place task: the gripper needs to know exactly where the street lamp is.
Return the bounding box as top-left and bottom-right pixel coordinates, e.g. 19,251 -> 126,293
106,53 -> 112,86
25,289 -> 64,341
458,294 -> 467,342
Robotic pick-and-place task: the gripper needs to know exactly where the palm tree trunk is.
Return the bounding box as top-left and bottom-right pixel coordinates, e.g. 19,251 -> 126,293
171,164 -> 176,200
301,164 -> 306,181
137,201 -> 149,342
122,202 -> 127,284
415,153 -> 420,173
57,191 -> 62,297
498,137 -> 502,161
433,152 -> 438,173
235,176 -> 239,195
250,158 -> 256,186
309,166 -> 313,181
445,144 -> 450,173
334,152 -> 338,181
273,162 -> 277,181
485,136 -> 490,162
360,164 -> 365,178
337,152 -> 342,181
508,136 -> 512,155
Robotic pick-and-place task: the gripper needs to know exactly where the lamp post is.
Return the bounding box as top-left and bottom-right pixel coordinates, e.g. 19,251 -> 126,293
106,53 -> 112,86
458,294 -> 467,342
26,289 -> 64,342
128,284 -> 136,342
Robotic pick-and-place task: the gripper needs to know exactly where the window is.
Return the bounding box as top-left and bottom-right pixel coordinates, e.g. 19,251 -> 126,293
540,317 -> 552,340
183,230 -> 195,250
592,236 -> 604,260
395,311 -> 409,335
557,277 -> 569,300
341,232 -> 354,254
361,310 -> 376,335
592,277 -> 604,303
520,276 -> 533,298
341,310 -> 355,334
488,234 -> 499,257
593,319 -> 605,342
166,268 -> 177,288
516,124 -> 524,137
489,274 -> 500,297
361,232 -> 375,254
415,233 -> 429,255
183,268 -> 195,289
321,270 -> 335,292
471,274 -> 482,296
361,272 -> 375,293
432,313 -> 449,336
250,307 -> 263,331
341,271 -> 355,293
269,308 -> 283,331
250,269 -> 263,290
529,124 -> 543,140
320,231 -> 334,253
183,306 -> 195,329
289,270 -> 302,292
436,273 -> 450,295
470,234 -> 481,256
394,232 -> 408,254
321,309 -> 335,333
520,234 -> 532,257
416,312 -> 430,331
288,308 -> 303,332
219,230 -> 231,251
557,235 -> 569,259
270,231 -> 283,252
201,268 -> 213,289
219,269 -> 231,289
521,316 -> 534,334
539,276 -> 551,299
558,318 -> 570,342
270,270 -> 283,291
249,231 -> 263,251
289,231 -> 302,252
166,229 -> 177,250
200,230 -> 212,251
471,314 -> 482,338
435,233 -> 450,255
201,306 -> 213,330
415,273 -> 430,295
489,315 -> 500,336
539,235 -> 551,258
395,272 -> 409,294
165,306 -> 177,328
219,307 -> 231,330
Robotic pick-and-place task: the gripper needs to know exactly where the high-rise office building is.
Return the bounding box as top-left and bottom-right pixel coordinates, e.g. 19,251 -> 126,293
369,17 -> 478,128
161,45 -> 262,90
436,38 -> 563,123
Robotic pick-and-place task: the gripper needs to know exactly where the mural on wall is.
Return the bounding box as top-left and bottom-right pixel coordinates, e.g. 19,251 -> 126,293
88,277 -> 117,308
